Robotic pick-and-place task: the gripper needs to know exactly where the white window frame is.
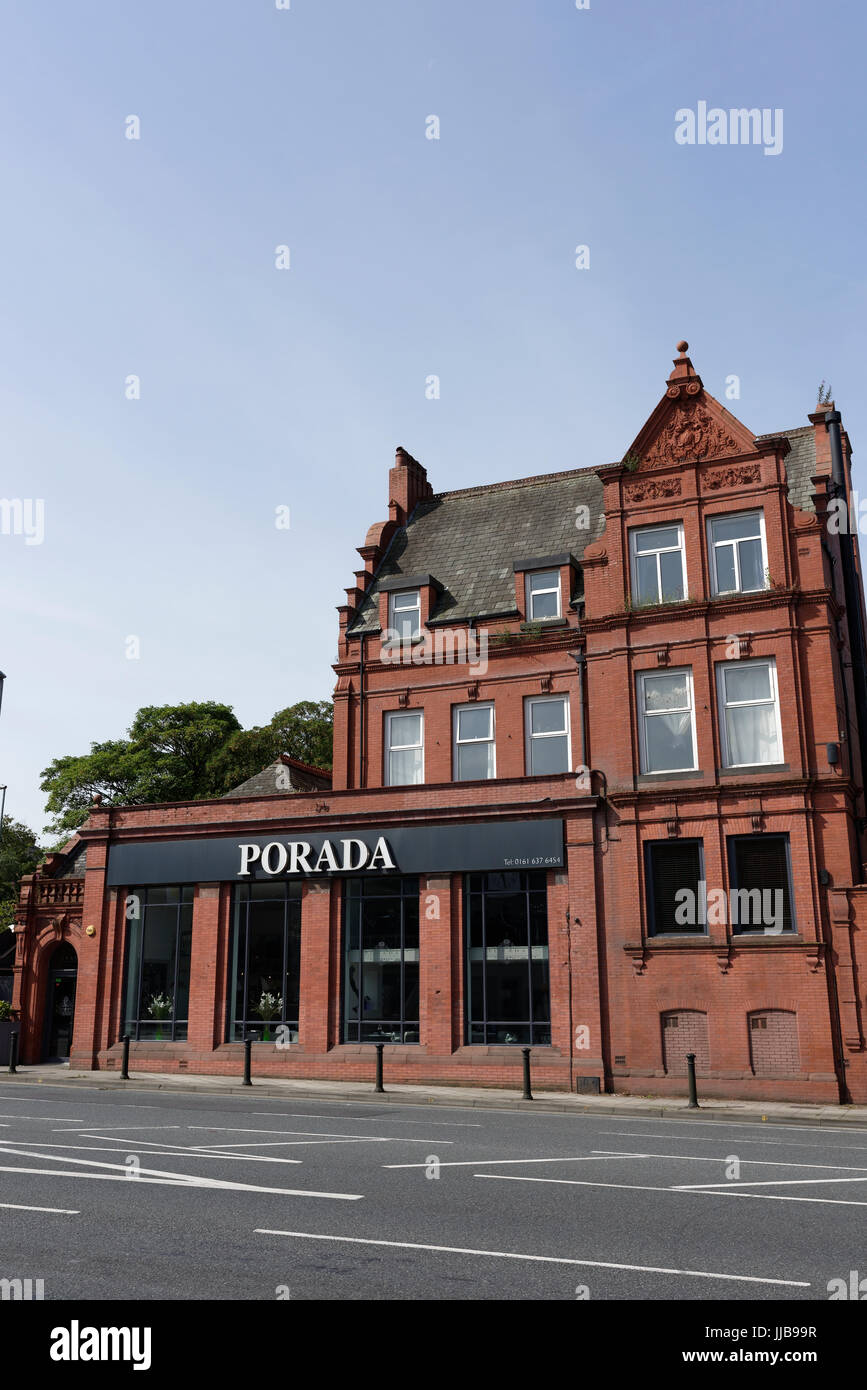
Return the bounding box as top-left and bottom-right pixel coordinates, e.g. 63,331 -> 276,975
707,510 -> 768,596
629,523 -> 687,606
524,694 -> 571,776
525,569 -> 562,622
453,702 -> 496,781
388,589 -> 421,640
385,709 -> 424,786
636,667 -> 698,775
716,658 -> 783,769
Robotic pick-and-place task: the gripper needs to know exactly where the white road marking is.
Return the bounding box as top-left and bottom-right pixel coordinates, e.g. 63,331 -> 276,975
188,1138 -> 385,1151
685,1189 -> 867,1208
72,1133 -> 212,1149
592,1115 -> 867,1137
0,1165 -> 360,1197
475,1171 -> 867,1209
52,1125 -> 183,1133
0,1096 -> 83,1104
189,1126 -> 452,1144
598,1130 -> 867,1152
0,1141 -> 304,1165
475,1173 -> 695,1196
0,1144 -> 360,1197
251,1112 -> 482,1128
254,1229 -> 810,1287
674,1176 -> 867,1190
0,1202 -> 79,1214
594,1148 -> 867,1173
384,1154 -> 635,1170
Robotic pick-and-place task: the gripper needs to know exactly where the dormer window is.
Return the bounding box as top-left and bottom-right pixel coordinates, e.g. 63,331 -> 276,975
526,570 -> 561,621
389,589 -> 421,641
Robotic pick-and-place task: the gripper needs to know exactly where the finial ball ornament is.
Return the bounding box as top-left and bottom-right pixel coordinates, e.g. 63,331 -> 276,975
676,340 -> 689,354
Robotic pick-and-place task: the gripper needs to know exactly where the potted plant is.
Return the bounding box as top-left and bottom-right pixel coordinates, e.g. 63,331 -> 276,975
252,990 -> 283,1042
146,993 -> 173,1041
0,999 -> 17,1066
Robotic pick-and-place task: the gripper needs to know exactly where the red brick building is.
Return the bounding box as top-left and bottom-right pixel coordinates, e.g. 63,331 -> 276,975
12,343 -> 867,1101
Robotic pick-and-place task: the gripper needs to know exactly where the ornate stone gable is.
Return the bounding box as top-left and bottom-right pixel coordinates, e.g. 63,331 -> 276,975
626,341 -> 757,472
640,398 -> 745,468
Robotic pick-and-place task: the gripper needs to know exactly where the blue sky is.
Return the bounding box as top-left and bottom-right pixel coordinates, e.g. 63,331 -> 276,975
1,0 -> 865,835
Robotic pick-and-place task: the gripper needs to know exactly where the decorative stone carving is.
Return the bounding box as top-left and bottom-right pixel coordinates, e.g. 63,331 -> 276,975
625,477 -> 682,503
641,401 -> 743,468
704,464 -> 761,490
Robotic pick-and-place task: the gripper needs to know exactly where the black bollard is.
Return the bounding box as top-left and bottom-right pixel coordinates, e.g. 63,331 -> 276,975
686,1051 -> 699,1109
120,1033 -> 130,1080
8,1029 -> 19,1074
243,1035 -> 253,1087
521,1046 -> 533,1100
374,1042 -> 385,1093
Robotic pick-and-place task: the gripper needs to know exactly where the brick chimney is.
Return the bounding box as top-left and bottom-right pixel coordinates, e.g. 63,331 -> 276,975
389,446 -> 433,526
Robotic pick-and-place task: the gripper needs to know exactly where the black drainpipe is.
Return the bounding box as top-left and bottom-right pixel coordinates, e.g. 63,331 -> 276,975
826,411 -> 867,844
570,651 -> 587,770
823,412 -> 865,1102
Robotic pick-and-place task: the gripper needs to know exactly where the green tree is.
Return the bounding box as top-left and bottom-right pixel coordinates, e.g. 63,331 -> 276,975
207,701 -> 333,793
40,699 -> 332,835
0,818 -> 43,927
41,702 -> 242,835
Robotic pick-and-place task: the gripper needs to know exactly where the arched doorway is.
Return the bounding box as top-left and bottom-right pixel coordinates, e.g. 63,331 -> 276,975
42,942 -> 77,1061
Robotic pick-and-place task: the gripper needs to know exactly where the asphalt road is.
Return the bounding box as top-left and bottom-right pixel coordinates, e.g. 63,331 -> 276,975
0,1081 -> 864,1301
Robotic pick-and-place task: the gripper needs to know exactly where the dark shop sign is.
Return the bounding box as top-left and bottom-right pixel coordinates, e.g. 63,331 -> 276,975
105,819 -> 565,886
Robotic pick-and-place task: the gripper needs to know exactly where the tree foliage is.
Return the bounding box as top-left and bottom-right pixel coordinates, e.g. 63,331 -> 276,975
0,818 -> 43,927
40,700 -> 333,835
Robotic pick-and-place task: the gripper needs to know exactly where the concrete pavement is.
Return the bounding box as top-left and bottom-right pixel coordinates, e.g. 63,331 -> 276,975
6,1062 -> 867,1128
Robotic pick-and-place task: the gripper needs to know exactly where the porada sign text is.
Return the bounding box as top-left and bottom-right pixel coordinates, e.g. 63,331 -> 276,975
238,837 -> 395,876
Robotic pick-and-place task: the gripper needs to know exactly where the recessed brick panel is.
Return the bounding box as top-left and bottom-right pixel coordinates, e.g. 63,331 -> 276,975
749,1010 -> 799,1075
661,1010 -> 710,1074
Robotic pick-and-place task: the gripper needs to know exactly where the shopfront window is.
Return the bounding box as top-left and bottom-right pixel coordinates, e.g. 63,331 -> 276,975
228,881 -> 302,1042
122,886 -> 193,1041
343,877 -> 419,1043
465,870 -> 550,1045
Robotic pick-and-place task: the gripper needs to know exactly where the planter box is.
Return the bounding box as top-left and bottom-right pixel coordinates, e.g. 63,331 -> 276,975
0,1020 -> 18,1066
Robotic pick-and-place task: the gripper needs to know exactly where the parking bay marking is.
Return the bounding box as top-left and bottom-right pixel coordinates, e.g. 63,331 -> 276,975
384,1154 -> 640,1170
254,1229 -> 810,1288
594,1148 -> 867,1174
598,1130 -> 867,1153
251,1112 -> 482,1128
474,1172 -> 867,1209
0,1202 -> 79,1214
587,1114 -> 867,1138
188,1126 -> 453,1145
0,1145 -> 362,1198
50,1125 -> 183,1133
0,1140 -> 305,1165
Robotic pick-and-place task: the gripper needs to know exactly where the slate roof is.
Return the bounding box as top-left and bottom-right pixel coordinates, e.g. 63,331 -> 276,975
60,845 -> 87,877
348,468 -> 606,635
347,430 -> 819,636
223,754 -> 331,799
759,426 -> 818,513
